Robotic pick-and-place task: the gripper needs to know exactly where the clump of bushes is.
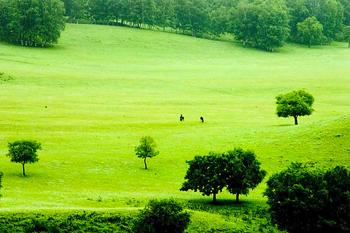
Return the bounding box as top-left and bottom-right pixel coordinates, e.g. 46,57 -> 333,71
0,212 -> 134,233
265,163 -> 350,233
133,199 -> 190,233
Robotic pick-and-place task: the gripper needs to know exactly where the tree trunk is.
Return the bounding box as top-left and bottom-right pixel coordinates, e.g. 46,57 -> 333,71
22,163 -> 26,176
144,158 -> 148,170
294,116 -> 298,125
236,193 -> 240,203
213,193 -> 217,203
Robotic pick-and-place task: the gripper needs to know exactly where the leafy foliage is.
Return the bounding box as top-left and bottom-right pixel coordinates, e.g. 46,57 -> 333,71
265,163 -> 350,233
223,148 -> 267,203
0,0 -> 65,47
297,16 -> 324,47
135,136 -> 159,169
286,0 -> 343,42
181,149 -> 266,203
134,199 -> 190,233
0,212 -> 134,233
232,0 -> 290,51
7,140 -> 41,176
60,0 -> 348,49
181,153 -> 226,203
276,90 -> 314,125
344,26 -> 350,48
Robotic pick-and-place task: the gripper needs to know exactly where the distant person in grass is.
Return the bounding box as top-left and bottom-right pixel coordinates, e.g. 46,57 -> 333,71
200,116 -> 204,123
135,136 -> 159,170
7,140 -> 41,176
180,114 -> 184,122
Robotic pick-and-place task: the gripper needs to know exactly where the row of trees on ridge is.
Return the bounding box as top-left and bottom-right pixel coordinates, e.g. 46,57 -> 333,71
1,0 -> 349,50
62,0 -> 350,50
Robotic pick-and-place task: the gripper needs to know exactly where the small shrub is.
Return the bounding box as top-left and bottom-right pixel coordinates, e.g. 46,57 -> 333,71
134,199 -> 190,233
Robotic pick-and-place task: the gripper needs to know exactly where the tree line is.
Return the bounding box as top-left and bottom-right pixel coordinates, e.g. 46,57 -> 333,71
1,0 -> 349,50
62,0 -> 350,50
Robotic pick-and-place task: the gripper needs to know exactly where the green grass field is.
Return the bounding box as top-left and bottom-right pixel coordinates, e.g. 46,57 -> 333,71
0,23 -> 349,230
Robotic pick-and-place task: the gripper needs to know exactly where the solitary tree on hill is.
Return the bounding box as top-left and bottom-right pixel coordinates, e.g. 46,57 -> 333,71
7,140 -> 41,176
223,148 -> 266,203
180,153 -> 226,203
297,17 -> 324,48
135,136 -> 159,170
276,90 -> 314,125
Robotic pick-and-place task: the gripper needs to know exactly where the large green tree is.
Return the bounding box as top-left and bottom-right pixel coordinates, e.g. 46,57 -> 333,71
232,0 -> 290,51
0,0 -> 65,47
7,140 -> 41,176
297,16 -> 324,47
223,148 -> 266,203
180,153 -> 226,203
265,163 -> 350,233
276,90 -> 314,125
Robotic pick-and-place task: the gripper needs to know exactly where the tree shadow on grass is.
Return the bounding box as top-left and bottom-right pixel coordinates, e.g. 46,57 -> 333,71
184,198 -> 267,216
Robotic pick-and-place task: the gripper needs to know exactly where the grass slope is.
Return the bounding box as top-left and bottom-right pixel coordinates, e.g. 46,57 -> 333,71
0,24 -> 349,215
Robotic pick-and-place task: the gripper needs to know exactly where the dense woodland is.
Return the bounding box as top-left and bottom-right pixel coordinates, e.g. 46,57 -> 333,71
61,0 -> 349,49
0,0 -> 349,50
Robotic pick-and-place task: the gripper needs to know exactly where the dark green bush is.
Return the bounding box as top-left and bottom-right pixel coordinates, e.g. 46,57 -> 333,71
265,163 -> 350,233
134,199 -> 191,233
0,212 -> 133,233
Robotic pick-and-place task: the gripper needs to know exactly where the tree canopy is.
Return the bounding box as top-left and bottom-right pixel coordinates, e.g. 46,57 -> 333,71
181,149 -> 266,203
265,163 -> 350,233
232,0 -> 290,51
180,153 -> 226,203
297,16 -> 324,47
135,136 -> 159,170
0,0 -> 65,47
7,140 -> 41,176
276,90 -> 314,125
60,0 -> 348,51
223,148 -> 266,203
133,199 -> 191,233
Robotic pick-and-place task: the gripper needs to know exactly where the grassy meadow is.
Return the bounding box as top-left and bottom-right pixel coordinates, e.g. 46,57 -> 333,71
0,23 -> 349,230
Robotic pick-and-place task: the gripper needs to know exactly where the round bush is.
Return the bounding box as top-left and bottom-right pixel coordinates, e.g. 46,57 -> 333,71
134,199 -> 190,233
265,163 -> 350,233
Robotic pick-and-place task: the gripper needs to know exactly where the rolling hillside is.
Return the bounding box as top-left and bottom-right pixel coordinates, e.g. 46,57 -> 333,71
0,23 -> 349,214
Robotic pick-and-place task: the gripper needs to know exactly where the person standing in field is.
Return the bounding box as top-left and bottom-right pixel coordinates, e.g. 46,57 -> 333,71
180,114 -> 184,122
